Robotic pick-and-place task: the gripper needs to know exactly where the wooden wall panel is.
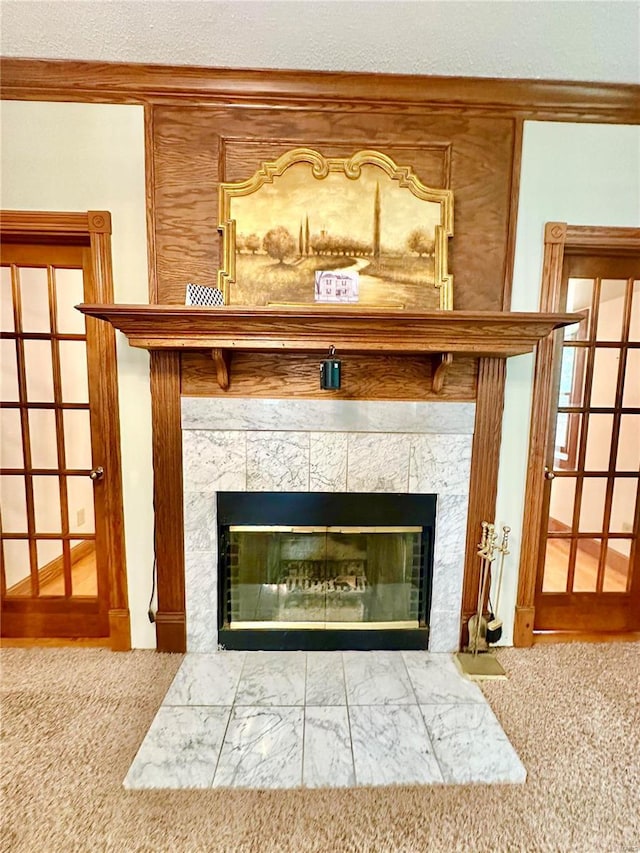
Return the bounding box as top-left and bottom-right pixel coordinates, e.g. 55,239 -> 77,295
152,106 -> 514,311
151,107 -> 221,303
182,352 -> 477,401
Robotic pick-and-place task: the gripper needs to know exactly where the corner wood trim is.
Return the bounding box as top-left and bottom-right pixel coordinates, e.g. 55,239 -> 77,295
460,357 -> 506,647
151,351 -> 186,653
109,609 -> 132,651
514,607 -> 535,647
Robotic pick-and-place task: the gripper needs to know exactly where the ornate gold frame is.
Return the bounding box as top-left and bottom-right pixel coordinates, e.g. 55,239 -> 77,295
218,147 -> 454,309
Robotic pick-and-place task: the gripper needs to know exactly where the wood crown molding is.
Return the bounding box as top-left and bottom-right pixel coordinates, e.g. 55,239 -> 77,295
2,59 -> 639,123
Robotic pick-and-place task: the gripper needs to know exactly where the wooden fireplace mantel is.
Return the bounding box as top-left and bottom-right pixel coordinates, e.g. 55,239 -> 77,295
78,304 -> 581,393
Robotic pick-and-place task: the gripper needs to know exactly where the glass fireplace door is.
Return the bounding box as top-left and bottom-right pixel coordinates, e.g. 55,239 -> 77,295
227,526 -> 423,630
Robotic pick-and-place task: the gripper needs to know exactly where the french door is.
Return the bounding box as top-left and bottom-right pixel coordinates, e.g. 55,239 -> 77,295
0,215 -> 129,646
535,252 -> 640,632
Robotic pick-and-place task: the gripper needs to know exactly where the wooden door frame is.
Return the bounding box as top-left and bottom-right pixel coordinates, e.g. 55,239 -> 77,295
1,210 -> 131,650
514,222 -> 640,646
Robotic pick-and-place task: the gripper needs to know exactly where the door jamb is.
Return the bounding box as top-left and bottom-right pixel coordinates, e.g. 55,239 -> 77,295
514,222 -> 640,646
1,210 -> 131,650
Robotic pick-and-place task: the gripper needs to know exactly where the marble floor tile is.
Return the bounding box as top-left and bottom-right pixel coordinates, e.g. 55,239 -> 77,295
123,705 -> 230,789
349,705 -> 443,785
234,651 -> 306,706
213,706 -> 304,789
162,652 -> 245,706
303,706 -> 355,788
343,651 -> 415,705
402,652 -> 485,704
420,703 -> 526,784
305,652 -> 347,705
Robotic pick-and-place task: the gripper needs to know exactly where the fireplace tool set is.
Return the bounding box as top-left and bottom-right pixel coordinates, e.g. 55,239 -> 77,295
456,521 -> 510,680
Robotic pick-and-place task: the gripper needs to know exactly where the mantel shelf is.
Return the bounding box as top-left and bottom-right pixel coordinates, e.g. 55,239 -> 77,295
77,304 -> 581,394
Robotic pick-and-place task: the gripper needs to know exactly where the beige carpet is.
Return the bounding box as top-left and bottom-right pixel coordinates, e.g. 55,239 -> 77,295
1,643 -> 638,853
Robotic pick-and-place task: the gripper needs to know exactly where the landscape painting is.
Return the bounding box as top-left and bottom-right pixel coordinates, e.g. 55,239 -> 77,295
218,148 -> 454,310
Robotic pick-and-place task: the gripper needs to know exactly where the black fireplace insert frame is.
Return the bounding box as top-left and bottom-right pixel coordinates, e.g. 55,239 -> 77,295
217,491 -> 436,651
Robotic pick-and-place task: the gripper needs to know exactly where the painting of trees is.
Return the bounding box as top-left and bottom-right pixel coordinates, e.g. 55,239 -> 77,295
245,233 -> 261,254
407,228 -> 434,257
263,226 -> 296,264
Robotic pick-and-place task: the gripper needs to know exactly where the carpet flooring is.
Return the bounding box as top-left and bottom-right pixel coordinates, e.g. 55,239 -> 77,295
1,642 -> 638,853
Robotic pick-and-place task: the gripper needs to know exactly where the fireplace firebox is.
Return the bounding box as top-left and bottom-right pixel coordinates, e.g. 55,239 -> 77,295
217,492 -> 436,650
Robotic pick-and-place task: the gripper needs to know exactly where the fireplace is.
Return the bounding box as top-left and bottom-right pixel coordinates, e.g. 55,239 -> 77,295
217,492 -> 435,650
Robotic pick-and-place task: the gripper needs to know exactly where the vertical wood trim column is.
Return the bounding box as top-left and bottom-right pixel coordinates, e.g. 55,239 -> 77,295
502,118 -> 524,310
87,212 -> 132,650
460,357 -> 507,644
150,350 -> 186,652
514,222 -> 567,646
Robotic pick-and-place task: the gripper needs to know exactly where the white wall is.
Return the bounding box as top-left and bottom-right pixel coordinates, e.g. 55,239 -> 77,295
1,101 -> 155,647
495,122 -> 640,644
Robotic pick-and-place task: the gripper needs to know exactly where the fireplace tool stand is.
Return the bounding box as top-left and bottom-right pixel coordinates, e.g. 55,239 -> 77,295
455,522 -> 510,681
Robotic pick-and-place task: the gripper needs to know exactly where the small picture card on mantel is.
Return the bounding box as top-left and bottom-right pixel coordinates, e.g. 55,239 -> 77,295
314,270 -> 359,303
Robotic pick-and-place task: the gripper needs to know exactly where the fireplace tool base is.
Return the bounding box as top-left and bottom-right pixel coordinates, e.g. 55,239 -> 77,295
454,651 -> 506,680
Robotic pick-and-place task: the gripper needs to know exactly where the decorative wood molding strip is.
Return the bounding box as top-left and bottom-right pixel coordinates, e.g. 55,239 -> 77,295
2,59 -> 639,123
77,305 -> 581,358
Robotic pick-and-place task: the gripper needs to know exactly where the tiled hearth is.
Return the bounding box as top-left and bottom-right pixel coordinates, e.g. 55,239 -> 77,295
125,650 -> 526,789
181,398 -> 475,653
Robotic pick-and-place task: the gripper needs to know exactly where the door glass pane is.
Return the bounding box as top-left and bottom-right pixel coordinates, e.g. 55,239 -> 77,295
19,267 -> 50,333
610,478 -> 637,533
24,340 -> 54,402
55,268 -> 86,335
37,539 -> 65,597
596,279 -> 628,341
572,538 -> 600,592
59,340 -> 89,403
70,539 -> 97,596
590,348 -> 620,407
584,414 -> 613,471
542,538 -> 570,592
0,266 -> 14,332
67,476 -> 94,535
617,416 -> 639,471
32,475 -> 61,533
622,349 -> 640,407
558,345 -> 586,408
0,475 -> 28,533
579,478 -> 606,532
3,539 -> 31,595
603,541 -> 631,592
629,281 -> 640,341
0,339 -> 20,401
28,409 -> 59,469
565,279 -> 593,338
63,410 -> 92,470
0,409 -> 23,469
548,476 -> 576,531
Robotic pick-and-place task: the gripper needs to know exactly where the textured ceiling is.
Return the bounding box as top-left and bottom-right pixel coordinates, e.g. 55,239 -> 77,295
1,0 -> 639,84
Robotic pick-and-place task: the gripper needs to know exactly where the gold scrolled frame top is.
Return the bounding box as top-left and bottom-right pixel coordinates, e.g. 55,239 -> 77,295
218,147 -> 454,310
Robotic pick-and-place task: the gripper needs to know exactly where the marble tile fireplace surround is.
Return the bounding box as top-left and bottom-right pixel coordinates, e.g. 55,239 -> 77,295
182,397 -> 474,653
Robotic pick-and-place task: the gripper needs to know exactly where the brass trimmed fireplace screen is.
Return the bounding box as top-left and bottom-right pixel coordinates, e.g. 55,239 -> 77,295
217,492 -> 436,650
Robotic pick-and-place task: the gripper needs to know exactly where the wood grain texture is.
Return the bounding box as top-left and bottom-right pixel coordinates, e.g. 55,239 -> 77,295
502,118 -> 524,310
78,304 -> 581,356
0,213 -> 129,649
87,225 -> 131,651
153,106 -> 514,311
182,351 -> 477,401
460,357 -> 507,646
150,106 -> 221,304
2,59 -> 639,124
150,351 -> 186,653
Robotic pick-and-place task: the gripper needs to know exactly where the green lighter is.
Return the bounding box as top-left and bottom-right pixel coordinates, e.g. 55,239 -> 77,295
320,345 -> 341,390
